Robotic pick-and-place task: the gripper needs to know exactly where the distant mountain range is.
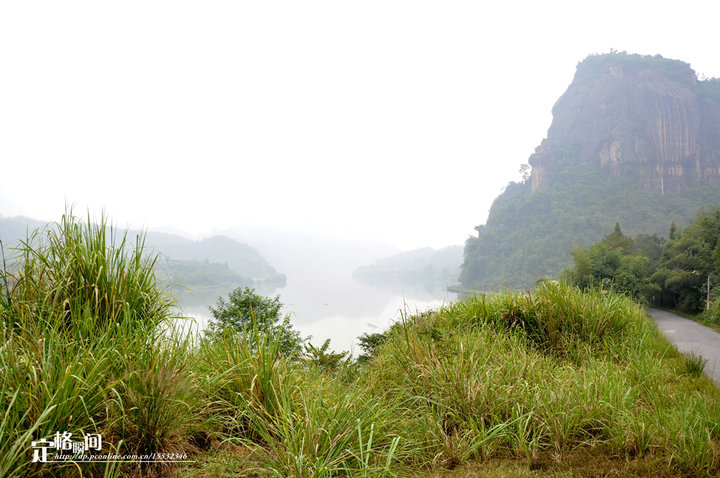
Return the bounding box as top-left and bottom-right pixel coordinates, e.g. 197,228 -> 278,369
0,215 -> 286,292
461,52 -> 720,290
353,245 -> 462,296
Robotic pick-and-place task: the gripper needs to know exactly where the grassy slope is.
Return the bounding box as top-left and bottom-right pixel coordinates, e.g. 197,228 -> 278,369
184,283 -> 720,477
3,215 -> 720,477
358,284 -> 720,477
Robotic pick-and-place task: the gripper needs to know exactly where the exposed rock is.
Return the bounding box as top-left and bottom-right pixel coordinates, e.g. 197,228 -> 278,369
460,53 -> 720,291
529,53 -> 720,195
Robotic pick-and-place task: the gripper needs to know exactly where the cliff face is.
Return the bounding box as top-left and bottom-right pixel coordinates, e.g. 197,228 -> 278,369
460,53 -> 720,291
530,54 -> 720,195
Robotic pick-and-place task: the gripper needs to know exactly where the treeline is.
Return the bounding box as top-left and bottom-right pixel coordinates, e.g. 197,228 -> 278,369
562,205 -> 720,319
159,259 -> 287,290
0,216 -> 287,292
353,245 -> 462,295
459,163 -> 720,291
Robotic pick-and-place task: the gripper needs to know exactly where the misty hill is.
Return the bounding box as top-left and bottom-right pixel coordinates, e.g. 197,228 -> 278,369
0,216 -> 48,249
0,216 -> 285,290
461,52 -> 720,291
145,233 -> 285,287
221,226 -> 401,279
354,245 -> 462,295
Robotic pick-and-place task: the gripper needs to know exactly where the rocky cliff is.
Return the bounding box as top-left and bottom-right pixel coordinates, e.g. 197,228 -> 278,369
530,53 -> 720,196
460,53 -> 720,291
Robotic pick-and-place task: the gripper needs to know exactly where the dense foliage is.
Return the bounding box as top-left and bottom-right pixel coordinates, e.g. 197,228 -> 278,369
563,206 -> 720,318
358,282 -> 720,476
146,233 -> 282,284
1,213 -> 173,331
0,213 -> 186,477
561,223 -> 660,300
460,163 -> 720,291
653,207 -> 720,312
161,258 -> 252,288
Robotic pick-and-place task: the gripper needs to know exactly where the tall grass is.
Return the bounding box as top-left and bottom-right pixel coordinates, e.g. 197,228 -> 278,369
3,213 -> 720,477
0,212 -> 196,477
196,329 -> 403,477
362,282 -> 720,475
3,212 -> 172,333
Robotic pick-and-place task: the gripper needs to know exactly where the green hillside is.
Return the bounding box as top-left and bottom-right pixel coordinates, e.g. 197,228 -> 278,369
460,165 -> 720,290
353,245 -> 462,295
461,53 -> 720,291
0,215 -> 286,292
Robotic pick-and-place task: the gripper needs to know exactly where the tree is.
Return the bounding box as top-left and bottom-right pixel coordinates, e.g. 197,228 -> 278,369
206,287 -> 303,356
356,332 -> 388,363
603,223 -> 634,254
634,234 -> 665,270
563,224 -> 657,300
650,207 -> 720,311
519,163 -> 531,182
303,339 -> 349,371
652,221 -> 715,311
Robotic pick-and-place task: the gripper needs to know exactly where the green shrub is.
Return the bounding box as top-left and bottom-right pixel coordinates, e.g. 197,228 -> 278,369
206,286 -> 304,356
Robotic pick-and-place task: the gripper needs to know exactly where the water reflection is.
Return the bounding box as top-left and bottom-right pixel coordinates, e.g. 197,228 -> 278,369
172,276 -> 455,354
292,295 -> 451,354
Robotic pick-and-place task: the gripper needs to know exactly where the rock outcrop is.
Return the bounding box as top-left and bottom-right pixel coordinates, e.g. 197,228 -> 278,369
529,53 -> 720,195
460,53 -> 720,291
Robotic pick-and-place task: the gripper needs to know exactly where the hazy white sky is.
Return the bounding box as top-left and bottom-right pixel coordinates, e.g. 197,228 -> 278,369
2,1 -> 719,250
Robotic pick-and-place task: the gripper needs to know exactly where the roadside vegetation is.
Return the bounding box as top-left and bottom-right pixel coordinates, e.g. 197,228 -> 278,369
2,213 -> 720,477
562,206 -> 720,328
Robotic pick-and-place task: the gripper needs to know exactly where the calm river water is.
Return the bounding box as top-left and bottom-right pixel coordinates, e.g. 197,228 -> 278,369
173,271 -> 456,354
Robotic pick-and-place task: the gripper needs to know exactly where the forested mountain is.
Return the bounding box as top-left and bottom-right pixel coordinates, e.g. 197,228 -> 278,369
353,245 -> 462,295
145,233 -> 286,288
460,52 -> 720,291
0,216 -> 286,290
